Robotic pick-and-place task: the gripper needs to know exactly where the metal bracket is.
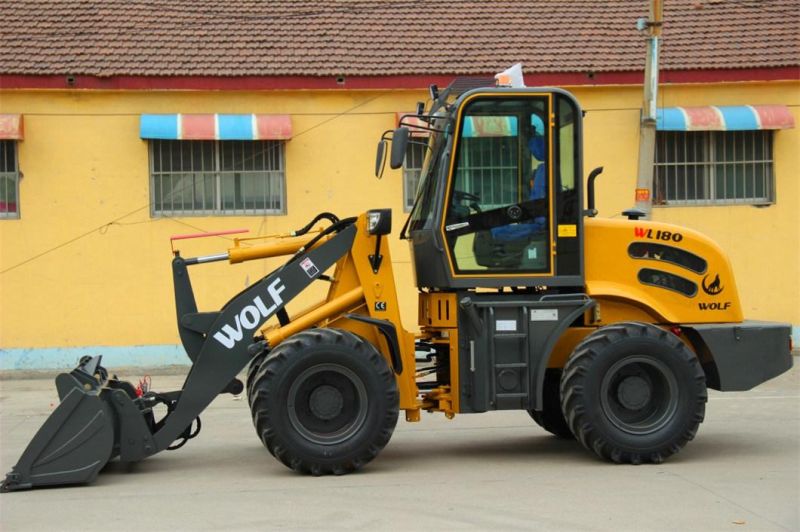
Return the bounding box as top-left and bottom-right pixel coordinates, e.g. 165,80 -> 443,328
345,313 -> 403,374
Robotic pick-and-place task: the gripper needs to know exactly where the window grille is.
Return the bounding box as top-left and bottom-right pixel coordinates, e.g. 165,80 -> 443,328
653,130 -> 773,205
0,140 -> 20,218
150,140 -> 285,216
403,142 -> 426,212
459,136 -> 519,209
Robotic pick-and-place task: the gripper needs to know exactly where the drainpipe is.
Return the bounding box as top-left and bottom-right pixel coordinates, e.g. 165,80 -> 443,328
633,0 -> 663,218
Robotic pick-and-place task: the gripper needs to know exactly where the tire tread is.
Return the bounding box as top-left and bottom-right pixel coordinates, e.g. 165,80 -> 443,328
250,328 -> 399,475
561,321 -> 707,464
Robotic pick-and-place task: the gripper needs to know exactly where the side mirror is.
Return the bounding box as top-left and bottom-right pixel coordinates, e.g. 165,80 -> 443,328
390,127 -> 409,169
375,139 -> 387,178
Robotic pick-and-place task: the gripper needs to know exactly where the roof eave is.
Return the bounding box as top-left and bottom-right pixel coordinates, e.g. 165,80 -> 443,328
1,67 -> 797,91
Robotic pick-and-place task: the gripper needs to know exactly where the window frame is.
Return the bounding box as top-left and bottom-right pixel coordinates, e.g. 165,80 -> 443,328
0,139 -> 20,219
653,129 -> 774,207
148,139 -> 286,217
402,140 -> 427,212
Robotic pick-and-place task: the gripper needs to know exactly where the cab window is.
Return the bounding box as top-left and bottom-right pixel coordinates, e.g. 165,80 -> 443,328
444,96 -> 551,274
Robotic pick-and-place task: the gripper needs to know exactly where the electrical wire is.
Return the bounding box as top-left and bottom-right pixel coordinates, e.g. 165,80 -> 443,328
0,92 -> 387,276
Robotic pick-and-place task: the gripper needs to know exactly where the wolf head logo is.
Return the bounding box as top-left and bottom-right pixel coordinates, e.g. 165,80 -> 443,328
702,274 -> 724,296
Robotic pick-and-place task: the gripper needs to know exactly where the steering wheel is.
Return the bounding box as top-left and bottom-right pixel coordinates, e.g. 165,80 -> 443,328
453,190 -> 481,203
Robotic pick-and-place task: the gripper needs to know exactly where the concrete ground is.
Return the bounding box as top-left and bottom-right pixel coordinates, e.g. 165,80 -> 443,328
0,365 -> 797,531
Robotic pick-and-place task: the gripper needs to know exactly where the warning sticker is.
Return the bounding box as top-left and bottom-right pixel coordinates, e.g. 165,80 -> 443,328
299,257 -> 320,278
558,224 -> 577,237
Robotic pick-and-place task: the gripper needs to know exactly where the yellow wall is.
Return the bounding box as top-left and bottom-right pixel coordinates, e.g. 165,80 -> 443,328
0,81 -> 797,364
0,90 -> 424,351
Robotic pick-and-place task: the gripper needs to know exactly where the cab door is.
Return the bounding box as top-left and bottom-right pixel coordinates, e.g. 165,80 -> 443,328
442,93 -> 555,280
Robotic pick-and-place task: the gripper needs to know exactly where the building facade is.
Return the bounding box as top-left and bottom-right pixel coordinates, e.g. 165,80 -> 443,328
1,1 -> 797,369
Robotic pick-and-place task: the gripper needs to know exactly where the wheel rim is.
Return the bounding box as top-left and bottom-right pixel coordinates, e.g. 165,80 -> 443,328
287,363 -> 368,445
600,355 -> 679,435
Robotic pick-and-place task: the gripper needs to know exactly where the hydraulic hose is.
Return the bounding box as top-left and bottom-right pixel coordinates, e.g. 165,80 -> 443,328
291,212 -> 340,236
285,216 -> 357,266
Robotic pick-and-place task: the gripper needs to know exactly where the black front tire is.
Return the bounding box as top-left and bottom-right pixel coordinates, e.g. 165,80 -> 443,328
249,328 -> 399,475
246,349 -> 269,407
561,322 -> 707,464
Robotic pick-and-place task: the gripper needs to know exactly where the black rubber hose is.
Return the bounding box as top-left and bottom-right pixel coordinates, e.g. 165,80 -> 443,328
285,217 -> 357,266
292,212 -> 340,236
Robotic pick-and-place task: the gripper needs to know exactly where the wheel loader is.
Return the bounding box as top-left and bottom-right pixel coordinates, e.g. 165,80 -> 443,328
2,83 -> 793,491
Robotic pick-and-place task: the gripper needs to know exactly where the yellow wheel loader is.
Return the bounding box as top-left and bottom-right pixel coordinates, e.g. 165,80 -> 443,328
2,84 -> 792,491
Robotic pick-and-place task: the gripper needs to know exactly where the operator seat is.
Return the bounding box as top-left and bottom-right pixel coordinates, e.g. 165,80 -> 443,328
473,136 -> 548,270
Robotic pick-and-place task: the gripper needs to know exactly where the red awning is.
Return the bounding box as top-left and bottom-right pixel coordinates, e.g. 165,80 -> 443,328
0,114 -> 23,139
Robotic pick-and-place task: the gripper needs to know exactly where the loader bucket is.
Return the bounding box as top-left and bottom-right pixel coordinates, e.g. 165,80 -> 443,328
1,363 -> 115,492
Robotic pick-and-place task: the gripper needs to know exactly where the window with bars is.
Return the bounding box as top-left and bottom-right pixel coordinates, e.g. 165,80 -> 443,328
653,130 -> 774,206
0,140 -> 20,218
402,141 -> 426,212
458,136 -> 520,209
150,140 -> 285,216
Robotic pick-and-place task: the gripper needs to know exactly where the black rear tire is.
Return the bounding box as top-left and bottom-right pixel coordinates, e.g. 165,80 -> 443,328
561,322 -> 707,464
250,328 -> 399,475
528,369 -> 574,439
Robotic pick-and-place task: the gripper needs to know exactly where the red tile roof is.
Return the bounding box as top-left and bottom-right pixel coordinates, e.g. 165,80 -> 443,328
0,0 -> 797,78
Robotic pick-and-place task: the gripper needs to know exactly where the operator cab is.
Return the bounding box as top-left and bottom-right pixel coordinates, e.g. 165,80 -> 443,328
393,87 -> 584,290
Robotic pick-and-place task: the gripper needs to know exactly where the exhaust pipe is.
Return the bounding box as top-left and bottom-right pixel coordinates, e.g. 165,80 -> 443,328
585,166 -> 604,217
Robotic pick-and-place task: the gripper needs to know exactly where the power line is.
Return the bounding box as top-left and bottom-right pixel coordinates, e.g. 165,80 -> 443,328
0,92 -> 388,275
1,204 -> 149,275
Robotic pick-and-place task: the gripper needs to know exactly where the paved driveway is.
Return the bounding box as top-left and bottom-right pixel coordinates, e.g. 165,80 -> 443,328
1,364 -> 797,531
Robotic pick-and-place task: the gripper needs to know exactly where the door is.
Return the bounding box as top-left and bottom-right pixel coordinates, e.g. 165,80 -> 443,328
442,94 -> 554,277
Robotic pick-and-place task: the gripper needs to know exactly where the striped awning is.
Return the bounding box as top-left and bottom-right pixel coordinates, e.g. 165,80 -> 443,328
656,105 -> 795,131
140,114 -> 292,140
0,114 -> 23,139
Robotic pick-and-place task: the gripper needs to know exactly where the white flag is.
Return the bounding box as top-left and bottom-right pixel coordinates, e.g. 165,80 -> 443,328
495,63 -> 526,88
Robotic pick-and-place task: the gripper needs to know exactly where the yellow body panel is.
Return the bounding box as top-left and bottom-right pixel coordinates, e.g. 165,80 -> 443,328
418,292 -> 458,328
584,217 -> 744,324
418,292 -> 460,414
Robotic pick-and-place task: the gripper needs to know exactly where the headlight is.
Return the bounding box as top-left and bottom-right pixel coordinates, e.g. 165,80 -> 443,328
366,209 -> 392,235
